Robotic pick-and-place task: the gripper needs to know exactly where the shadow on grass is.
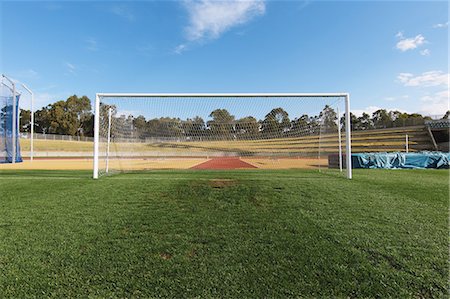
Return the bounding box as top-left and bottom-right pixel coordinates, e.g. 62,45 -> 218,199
0,168 -> 349,181
104,169 -> 347,181
0,170 -> 92,178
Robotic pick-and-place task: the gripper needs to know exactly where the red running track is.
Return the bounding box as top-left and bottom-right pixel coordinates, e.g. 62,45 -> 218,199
190,157 -> 258,169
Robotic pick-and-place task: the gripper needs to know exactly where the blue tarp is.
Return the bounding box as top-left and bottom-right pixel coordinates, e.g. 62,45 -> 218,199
0,93 -> 22,163
352,152 -> 450,169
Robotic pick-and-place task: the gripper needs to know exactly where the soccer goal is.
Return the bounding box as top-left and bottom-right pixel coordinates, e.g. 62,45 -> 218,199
93,93 -> 352,179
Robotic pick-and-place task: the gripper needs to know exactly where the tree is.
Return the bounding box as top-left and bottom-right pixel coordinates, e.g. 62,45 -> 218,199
191,116 -> 206,134
340,112 -> 358,131
112,114 -> 133,139
34,106 -> 51,134
319,105 -> 338,133
66,95 -> 92,136
391,112 -> 429,127
138,117 -> 183,139
261,107 -> 290,138
19,109 -> 32,132
157,117 -> 183,138
290,114 -> 309,136
372,109 -> 392,128
235,116 -> 259,139
97,104 -> 117,137
144,118 -> 157,137
391,111 -> 408,127
47,100 -> 68,134
133,115 -> 147,139
207,109 -> 235,139
357,112 -> 373,130
84,114 -> 94,137
34,95 -> 93,136
182,116 -> 205,139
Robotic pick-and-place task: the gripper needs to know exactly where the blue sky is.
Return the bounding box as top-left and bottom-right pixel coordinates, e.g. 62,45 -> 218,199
1,0 -> 448,118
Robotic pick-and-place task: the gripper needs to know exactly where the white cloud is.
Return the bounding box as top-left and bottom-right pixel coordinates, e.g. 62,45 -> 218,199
110,5 -> 135,21
396,33 -> 426,52
419,90 -> 449,116
433,22 -> 449,28
397,71 -> 449,87
351,106 -> 380,117
85,38 -> 98,51
174,44 -> 187,54
395,31 -> 404,39
384,95 -> 409,102
116,109 -> 140,118
64,62 -> 76,74
182,0 -> 266,41
420,49 -> 430,56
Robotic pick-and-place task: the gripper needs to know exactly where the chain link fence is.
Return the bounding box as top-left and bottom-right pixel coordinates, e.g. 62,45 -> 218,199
21,133 -> 94,142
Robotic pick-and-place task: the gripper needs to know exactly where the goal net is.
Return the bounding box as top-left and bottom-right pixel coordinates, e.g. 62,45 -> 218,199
93,94 -> 352,178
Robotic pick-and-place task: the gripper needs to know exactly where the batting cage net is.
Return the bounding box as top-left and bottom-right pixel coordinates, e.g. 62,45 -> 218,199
0,79 -> 22,163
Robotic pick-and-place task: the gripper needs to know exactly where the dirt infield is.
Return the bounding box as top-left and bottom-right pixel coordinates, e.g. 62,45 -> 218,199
190,157 -> 258,169
0,157 -> 328,171
0,158 -> 206,171
242,157 -> 327,169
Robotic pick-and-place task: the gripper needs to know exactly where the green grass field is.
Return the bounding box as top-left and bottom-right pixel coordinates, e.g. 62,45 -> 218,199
0,169 -> 448,297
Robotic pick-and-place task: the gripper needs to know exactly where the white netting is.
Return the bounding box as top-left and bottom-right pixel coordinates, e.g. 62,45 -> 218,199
96,95 -> 349,176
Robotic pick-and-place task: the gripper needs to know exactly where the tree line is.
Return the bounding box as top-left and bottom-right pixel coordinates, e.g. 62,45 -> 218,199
345,110 -> 450,131
100,103 -> 339,140
15,95 -> 450,138
20,95 -> 93,136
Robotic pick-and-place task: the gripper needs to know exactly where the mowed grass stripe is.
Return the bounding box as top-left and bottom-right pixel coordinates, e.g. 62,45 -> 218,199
0,169 -> 447,297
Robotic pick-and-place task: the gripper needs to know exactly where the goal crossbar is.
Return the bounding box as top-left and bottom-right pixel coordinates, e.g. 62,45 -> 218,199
93,93 -> 352,179
96,93 -> 350,98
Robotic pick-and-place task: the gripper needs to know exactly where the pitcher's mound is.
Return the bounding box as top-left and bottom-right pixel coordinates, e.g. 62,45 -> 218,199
191,157 -> 258,169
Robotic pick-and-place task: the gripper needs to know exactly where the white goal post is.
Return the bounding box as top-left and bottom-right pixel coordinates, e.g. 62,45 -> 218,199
93,93 -> 352,179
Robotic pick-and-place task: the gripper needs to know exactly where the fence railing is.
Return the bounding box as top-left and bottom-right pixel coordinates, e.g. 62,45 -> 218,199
21,133 -> 94,142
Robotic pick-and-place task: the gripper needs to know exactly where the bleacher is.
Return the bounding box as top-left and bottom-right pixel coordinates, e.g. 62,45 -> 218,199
349,126 -> 435,152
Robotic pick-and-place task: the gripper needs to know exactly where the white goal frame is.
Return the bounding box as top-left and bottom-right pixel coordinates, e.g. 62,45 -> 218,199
93,93 -> 352,179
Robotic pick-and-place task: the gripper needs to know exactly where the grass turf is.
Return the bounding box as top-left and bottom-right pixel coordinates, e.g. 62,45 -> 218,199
0,169 -> 448,297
